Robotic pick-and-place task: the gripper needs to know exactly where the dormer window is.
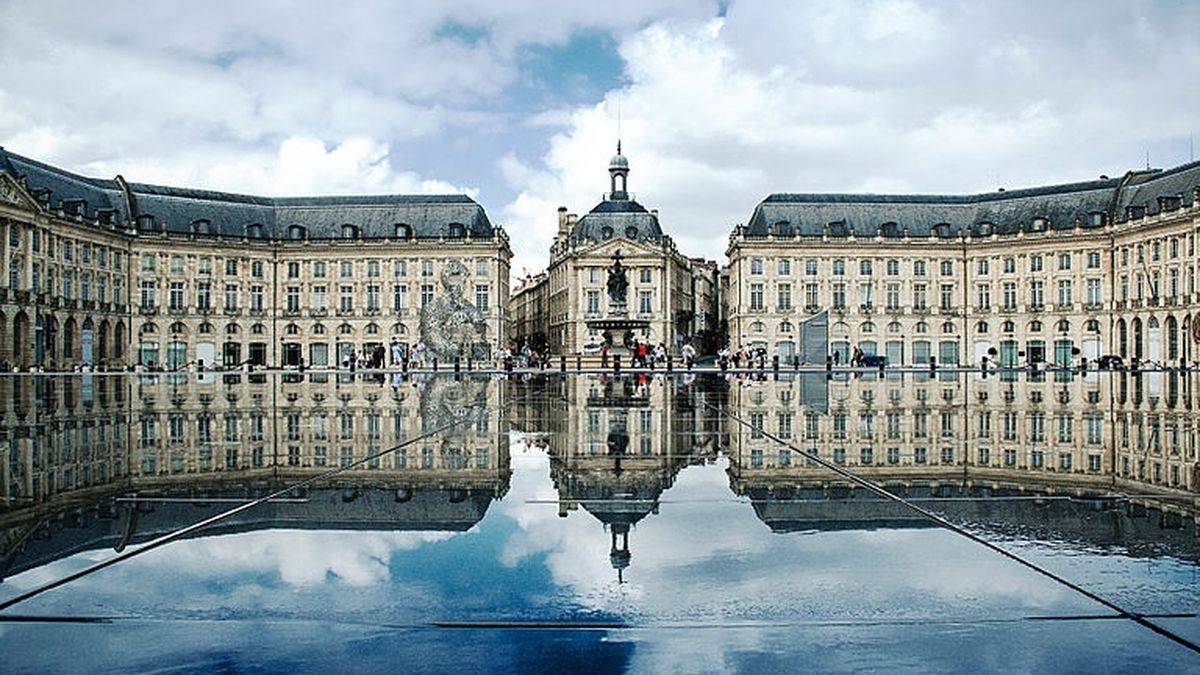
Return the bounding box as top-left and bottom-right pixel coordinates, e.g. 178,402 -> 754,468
97,209 -> 115,226
1088,212 -> 1105,227
341,224 -> 359,239
246,223 -> 264,238
1159,195 -> 1182,212
625,225 -> 638,239
62,199 -> 86,217
827,220 -> 848,237
933,223 -> 955,239
1125,205 -> 1146,219
288,224 -> 306,240
394,223 -> 413,240
601,226 -> 613,240
137,214 -> 157,231
1030,217 -> 1048,232
773,220 -> 794,237
975,221 -> 993,236
880,222 -> 902,238
447,222 -> 466,239
192,219 -> 212,235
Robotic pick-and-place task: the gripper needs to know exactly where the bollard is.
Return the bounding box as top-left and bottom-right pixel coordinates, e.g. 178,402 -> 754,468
560,355 -> 567,373
614,354 -> 622,375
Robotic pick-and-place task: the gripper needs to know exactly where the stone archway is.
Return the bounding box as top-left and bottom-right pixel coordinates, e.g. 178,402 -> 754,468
113,320 -> 125,361
98,319 -> 110,367
12,311 -> 30,369
63,316 -> 78,366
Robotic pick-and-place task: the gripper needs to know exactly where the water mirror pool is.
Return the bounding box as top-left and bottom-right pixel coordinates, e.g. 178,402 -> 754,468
1,371 -> 1198,673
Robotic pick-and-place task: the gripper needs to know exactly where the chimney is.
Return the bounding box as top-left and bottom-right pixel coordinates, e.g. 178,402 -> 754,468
566,213 -> 578,228
557,206 -> 568,234
651,209 -> 659,219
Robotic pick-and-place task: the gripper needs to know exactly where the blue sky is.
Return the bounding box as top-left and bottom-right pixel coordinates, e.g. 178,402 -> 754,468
1,1 -> 1198,274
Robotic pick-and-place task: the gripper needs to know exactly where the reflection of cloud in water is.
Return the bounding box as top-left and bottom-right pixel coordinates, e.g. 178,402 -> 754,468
144,530 -> 457,587
496,447 -> 1086,622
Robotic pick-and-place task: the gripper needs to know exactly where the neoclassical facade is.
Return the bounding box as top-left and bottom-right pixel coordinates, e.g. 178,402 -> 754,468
508,146 -> 719,356
0,148 -> 511,370
727,161 -> 1200,369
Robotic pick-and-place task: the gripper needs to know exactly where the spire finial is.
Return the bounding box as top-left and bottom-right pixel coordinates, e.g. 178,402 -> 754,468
617,139 -> 621,155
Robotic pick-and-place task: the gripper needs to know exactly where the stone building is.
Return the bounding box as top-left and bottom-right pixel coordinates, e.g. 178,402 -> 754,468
0,148 -> 511,371
521,144 -> 716,356
727,161 -> 1200,369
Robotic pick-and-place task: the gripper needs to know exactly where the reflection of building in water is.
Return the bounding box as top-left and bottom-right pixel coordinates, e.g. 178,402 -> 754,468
0,374 -> 509,579
511,375 -> 717,580
727,369 -> 1199,500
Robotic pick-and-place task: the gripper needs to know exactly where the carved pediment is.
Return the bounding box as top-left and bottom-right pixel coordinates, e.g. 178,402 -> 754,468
0,173 -> 40,212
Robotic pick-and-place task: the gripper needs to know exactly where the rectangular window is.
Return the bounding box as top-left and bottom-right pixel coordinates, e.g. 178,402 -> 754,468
251,285 -> 264,311
224,284 -> 238,311
806,259 -> 818,276
940,284 -> 953,311
750,258 -> 764,275
421,283 -> 434,308
421,260 -> 434,277
169,282 -> 184,311
1029,280 -> 1044,309
639,268 -> 651,283
475,259 -> 488,276
859,259 -> 872,276
976,283 -> 990,309
777,283 -> 792,310
225,259 -> 238,275
287,261 -> 300,278
314,261 -> 326,277
832,282 -> 846,309
367,260 -> 380,277
286,286 -> 300,312
393,261 -> 406,277
1087,251 -> 1101,269
312,285 -> 327,311
750,283 -> 764,311
196,281 -> 211,310
639,290 -> 652,314
778,259 -> 791,275
367,284 -> 380,311
1086,279 -> 1101,305
1057,280 -> 1072,306
340,261 -> 353,277
340,285 -> 354,312
587,290 -> 600,314
1030,255 -> 1043,272
393,284 -> 407,311
475,284 -> 489,312
913,283 -> 927,310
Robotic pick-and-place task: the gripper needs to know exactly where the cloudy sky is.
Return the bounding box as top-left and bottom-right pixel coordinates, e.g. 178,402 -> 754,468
1,0 -> 1198,276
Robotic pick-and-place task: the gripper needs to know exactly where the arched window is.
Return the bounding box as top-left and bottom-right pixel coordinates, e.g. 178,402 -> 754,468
860,321 -> 875,333
751,321 -> 765,333
779,321 -> 794,333
312,323 -> 325,335
288,225 -> 306,240
942,321 -> 955,333
366,323 -> 379,334
915,321 -> 928,334
1056,319 -> 1070,333
394,223 -> 413,240
1085,319 -> 1100,333
887,321 -> 902,333
1029,320 -> 1042,332
198,322 -> 213,334
341,224 -> 359,239
251,323 -> 266,335
976,321 -> 989,334
1002,320 -> 1015,333
625,226 -> 639,239
285,323 -> 300,335
226,324 -> 240,335
1030,217 -> 1048,231
339,322 -> 353,335
169,321 -> 186,334
601,226 -> 614,240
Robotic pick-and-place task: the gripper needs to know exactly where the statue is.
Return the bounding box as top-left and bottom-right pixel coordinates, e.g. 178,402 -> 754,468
418,260 -> 490,360
607,250 -> 628,304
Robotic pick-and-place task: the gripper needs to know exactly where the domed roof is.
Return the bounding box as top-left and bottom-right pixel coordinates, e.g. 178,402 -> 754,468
609,140 -> 629,170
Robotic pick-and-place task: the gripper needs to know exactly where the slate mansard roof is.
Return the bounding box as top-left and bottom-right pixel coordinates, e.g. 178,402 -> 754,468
744,160 -> 1200,240
570,198 -> 665,244
0,147 -> 497,240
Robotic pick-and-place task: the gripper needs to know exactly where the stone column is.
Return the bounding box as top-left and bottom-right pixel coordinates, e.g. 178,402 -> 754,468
0,218 -> 9,288
21,224 -> 32,290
